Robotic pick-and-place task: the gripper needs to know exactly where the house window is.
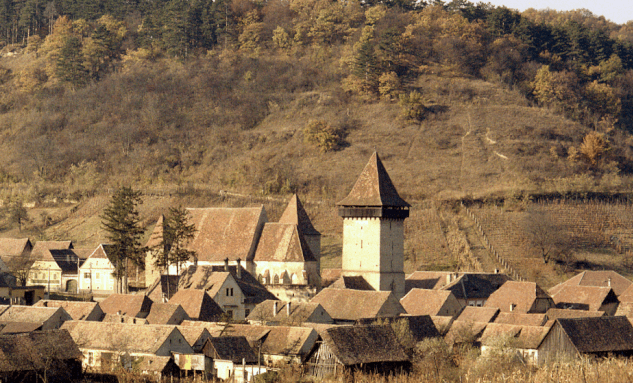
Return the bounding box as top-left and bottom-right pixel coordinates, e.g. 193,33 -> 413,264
226,288 -> 233,297
88,352 -> 94,365
95,273 -> 100,280
226,310 -> 233,319
84,273 -> 90,279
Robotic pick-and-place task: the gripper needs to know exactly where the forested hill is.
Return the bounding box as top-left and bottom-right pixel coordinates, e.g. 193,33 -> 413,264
1,0 -> 633,205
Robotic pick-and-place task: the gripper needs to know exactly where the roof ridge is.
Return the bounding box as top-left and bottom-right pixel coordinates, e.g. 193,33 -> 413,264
278,195 -> 320,236
337,152 -> 410,208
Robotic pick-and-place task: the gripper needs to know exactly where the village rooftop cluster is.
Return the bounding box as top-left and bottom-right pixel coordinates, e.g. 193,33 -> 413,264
0,153 -> 631,381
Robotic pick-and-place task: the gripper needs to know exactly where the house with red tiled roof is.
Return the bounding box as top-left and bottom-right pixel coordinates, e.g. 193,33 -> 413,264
310,288 -> 406,323
145,303 -> 190,325
550,286 -> 619,315
484,281 -> 554,314
0,238 -> 31,273
400,289 -> 463,318
34,300 -> 104,321
168,289 -> 224,322
548,270 -> 632,297
480,323 -> 549,365
455,306 -> 500,323
99,294 -> 153,318
78,245 -> 117,294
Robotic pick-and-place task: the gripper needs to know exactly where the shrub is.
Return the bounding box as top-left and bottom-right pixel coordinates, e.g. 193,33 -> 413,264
579,131 -> 608,165
303,120 -> 343,152
399,90 -> 427,122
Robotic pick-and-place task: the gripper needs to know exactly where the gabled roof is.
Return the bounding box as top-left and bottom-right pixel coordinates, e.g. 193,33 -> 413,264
204,336 -> 257,363
84,244 -> 115,261
50,250 -> 83,273
480,323 -> 549,349
0,329 -> 82,373
99,294 -> 153,318
310,288 -> 406,321
168,289 -> 224,322
442,273 -> 513,300
456,306 -> 500,323
145,214 -> 165,249
554,316 -> 633,353
145,303 -> 189,325
484,281 -> 553,313
246,300 -> 333,325
321,269 -> 341,286
319,325 -> 410,366
102,314 -> 148,324
545,308 -> 606,320
34,300 -> 102,321
337,152 -> 410,208
253,223 -> 316,262
61,321 -> 187,354
444,320 -> 488,345
183,207 -> 267,263
0,238 -> 31,259
0,321 -> 43,334
185,322 -> 316,357
493,312 -> 547,326
548,271 -> 632,297
329,276 -> 375,291
386,315 -> 441,342
405,271 -> 454,291
0,306 -> 71,325
278,195 -> 320,236
430,316 -> 454,336
551,286 -> 618,311
31,241 -> 73,260
146,275 -> 179,302
176,326 -> 211,350
179,265 -> 276,305
400,289 -> 462,317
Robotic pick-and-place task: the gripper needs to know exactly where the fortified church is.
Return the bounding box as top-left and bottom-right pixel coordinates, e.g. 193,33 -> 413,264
145,152 -> 409,299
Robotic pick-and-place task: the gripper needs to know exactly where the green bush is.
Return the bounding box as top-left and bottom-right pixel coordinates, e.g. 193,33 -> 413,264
303,120 -> 343,153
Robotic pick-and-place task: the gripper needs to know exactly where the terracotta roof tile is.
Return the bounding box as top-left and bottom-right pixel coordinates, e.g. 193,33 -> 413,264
0,238 -> 31,259
168,289 -> 224,322
145,303 -> 189,325
430,316 -> 454,335
480,323 -> 548,349
99,294 -> 153,317
0,306 -> 71,325
400,289 -> 462,317
278,195 -> 320,236
205,336 -> 257,363
310,288 -> 406,321
493,312 -> 547,326
444,320 -> 488,345
551,286 -> 618,311
329,276 -> 374,290
484,281 -> 554,313
34,300 -> 102,321
555,316 -> 633,353
442,273 -> 512,300
545,308 -> 606,320
0,329 -> 81,372
254,223 -> 316,262
337,152 -> 410,208
456,306 -> 499,323
247,300 -> 333,325
549,271 -> 632,297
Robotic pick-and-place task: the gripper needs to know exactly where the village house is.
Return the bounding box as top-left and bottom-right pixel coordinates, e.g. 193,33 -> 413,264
134,355 -> 180,380
178,262 -> 277,320
168,289 -> 225,322
201,336 -> 260,382
246,300 -> 334,326
0,237 -> 31,274
182,321 -> 319,366
310,288 -> 406,323
400,289 -> 463,318
538,316 -> 633,364
99,293 -> 153,318
544,308 -> 606,321
550,285 -> 619,315
549,270 -> 632,297
0,329 -> 83,382
493,312 -> 548,326
480,323 -> 549,365
484,281 -> 555,314
78,244 -> 117,294
443,320 -> 488,346
145,303 -> 190,325
61,321 -> 194,372
440,273 -> 513,307
177,326 -> 213,353
0,276 -> 44,305
456,306 -> 500,323
0,305 -> 72,330
306,324 -> 411,378
34,300 -> 104,321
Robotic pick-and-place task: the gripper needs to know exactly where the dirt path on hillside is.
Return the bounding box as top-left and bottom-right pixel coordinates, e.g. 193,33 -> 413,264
458,211 -> 499,272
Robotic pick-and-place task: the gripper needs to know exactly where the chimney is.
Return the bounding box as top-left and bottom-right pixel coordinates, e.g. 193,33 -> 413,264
273,301 -> 278,316
236,258 -> 242,279
287,302 -> 291,316
608,277 -> 612,287
224,258 -> 229,272
117,310 -> 122,315
510,304 -> 515,312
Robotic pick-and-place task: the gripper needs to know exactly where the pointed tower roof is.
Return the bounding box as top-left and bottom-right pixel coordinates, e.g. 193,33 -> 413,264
278,195 -> 320,236
337,152 -> 410,208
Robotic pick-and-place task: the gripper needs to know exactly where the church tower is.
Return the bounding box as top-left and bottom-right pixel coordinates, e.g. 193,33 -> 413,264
337,152 -> 410,298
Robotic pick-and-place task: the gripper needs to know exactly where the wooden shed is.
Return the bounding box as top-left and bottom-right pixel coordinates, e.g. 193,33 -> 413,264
306,325 -> 410,378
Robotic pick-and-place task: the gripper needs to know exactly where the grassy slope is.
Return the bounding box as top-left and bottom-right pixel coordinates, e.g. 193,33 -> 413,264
1,66 -> 628,285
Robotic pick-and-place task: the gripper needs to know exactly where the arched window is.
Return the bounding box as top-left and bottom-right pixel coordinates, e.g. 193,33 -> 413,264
273,275 -> 279,284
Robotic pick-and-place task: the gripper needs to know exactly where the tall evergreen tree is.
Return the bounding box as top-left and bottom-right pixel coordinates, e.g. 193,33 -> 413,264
55,35 -> 88,88
164,206 -> 196,275
101,187 -> 145,294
